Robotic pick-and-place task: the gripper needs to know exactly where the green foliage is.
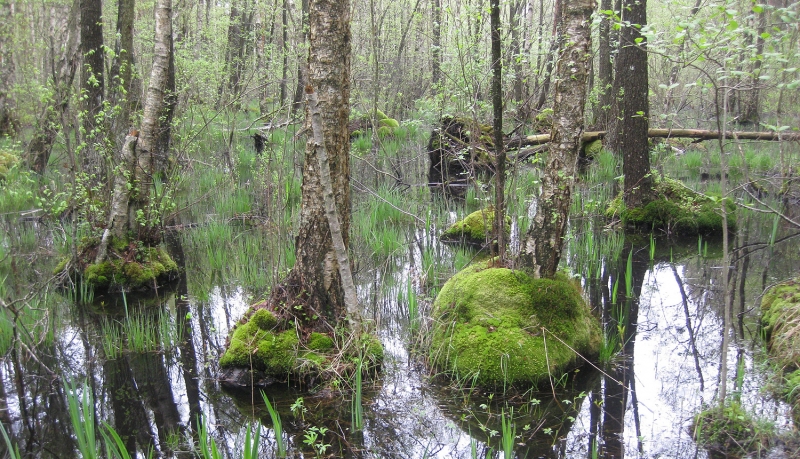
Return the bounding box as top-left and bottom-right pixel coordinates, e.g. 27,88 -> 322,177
429,261 -> 601,387
80,244 -> 179,290
693,401 -> 773,456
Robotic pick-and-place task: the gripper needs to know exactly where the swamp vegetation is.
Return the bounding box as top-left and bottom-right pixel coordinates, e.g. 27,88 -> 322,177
1,0 -> 800,457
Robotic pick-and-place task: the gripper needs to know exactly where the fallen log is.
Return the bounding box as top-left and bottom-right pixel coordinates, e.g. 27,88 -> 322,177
511,128 -> 800,148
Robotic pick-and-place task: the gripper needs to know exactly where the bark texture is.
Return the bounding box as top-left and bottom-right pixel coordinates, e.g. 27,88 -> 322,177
269,0 -> 352,332
80,0 -> 106,177
594,0 -> 613,129
431,0 -> 442,86
490,0 -> 507,260
607,0 -> 651,209
521,0 -> 593,278
0,0 -> 15,135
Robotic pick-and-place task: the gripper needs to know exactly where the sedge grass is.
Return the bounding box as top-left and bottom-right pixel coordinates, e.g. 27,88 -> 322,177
261,391 -> 286,457
351,358 -> 364,432
501,408 -> 515,459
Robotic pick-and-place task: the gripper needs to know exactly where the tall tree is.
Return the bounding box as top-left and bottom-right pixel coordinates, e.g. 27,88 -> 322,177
738,6 -> 766,124
607,0 -> 651,209
268,0 -> 355,331
290,0 -> 309,116
593,0 -> 613,129
520,0 -> 593,278
109,0 -> 140,127
490,0 -> 506,261
431,0 -> 442,86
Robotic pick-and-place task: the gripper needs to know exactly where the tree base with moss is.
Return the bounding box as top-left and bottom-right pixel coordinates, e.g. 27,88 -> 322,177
607,175 -> 735,236
428,261 -> 601,388
219,305 -> 383,392
56,235 -> 179,292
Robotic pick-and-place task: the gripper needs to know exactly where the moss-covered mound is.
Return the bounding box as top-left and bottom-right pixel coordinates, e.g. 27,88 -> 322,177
349,108 -> 401,138
429,262 -> 601,388
441,207 -> 511,245
607,175 -> 735,236
0,148 -> 20,180
761,277 -> 800,422
57,236 -> 179,291
219,306 -> 383,389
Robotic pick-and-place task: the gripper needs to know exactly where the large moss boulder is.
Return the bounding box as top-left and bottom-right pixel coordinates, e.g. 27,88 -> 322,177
219,307 -> 383,389
441,207 -> 510,245
761,277 -> 800,422
607,175 -> 735,236
429,262 -> 601,388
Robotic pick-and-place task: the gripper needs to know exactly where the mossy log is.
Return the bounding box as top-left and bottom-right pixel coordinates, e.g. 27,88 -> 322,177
510,128 -> 800,148
429,261 -> 601,388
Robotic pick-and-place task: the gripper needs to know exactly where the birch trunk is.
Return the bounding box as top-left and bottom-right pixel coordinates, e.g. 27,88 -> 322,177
520,0 -> 593,278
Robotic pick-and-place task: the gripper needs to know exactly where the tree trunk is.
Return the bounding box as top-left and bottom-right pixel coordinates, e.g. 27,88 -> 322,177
79,0 -> 106,178
520,0 -> 592,278
133,0 -> 173,229
279,0 -> 289,105
431,0 -> 442,86
0,0 -> 16,136
607,0 -> 651,209
490,0 -> 506,261
110,0 -> 140,128
533,0 -> 562,112
593,0 -> 613,129
509,0 -> 524,116
269,0 -> 352,332
290,0 -> 309,116
738,8 -> 766,124
28,0 -> 80,174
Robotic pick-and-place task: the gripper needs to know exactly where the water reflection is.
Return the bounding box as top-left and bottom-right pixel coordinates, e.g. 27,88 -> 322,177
1,206 -> 799,458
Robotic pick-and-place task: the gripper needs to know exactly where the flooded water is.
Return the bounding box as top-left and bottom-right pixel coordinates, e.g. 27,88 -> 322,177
1,157 -> 799,458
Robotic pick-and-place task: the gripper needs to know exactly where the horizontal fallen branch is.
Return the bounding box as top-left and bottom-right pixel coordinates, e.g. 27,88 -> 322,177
511,128 -> 800,148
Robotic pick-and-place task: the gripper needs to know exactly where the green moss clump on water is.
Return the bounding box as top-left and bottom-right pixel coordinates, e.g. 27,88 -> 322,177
441,207 -> 511,245
692,402 -> 773,456
429,261 -> 601,388
607,175 -> 735,236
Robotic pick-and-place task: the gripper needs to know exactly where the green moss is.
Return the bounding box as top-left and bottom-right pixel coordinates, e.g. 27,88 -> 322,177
307,332 -> 334,351
251,309 -> 278,330
441,207 -> 511,244
85,261 -> 114,287
0,149 -> 19,180
761,277 -> 800,421
583,140 -> 603,158
377,126 -> 393,138
607,175 -> 735,236
429,262 -> 601,387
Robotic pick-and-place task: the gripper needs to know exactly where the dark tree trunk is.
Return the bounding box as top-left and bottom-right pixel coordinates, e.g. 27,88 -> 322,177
279,0 -> 289,104
594,0 -> 613,129
80,0 -> 106,178
431,0 -> 442,86
509,0 -> 524,114
269,0 -> 352,331
490,0 -> 506,261
533,0 -> 562,112
607,0 -> 651,209
520,0 -> 592,278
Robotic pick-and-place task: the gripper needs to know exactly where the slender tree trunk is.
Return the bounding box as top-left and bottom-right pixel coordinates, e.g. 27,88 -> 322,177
594,0 -> 613,129
491,0 -> 506,261
662,0 -> 701,113
110,0 -> 140,126
431,0 -> 442,86
0,0 -> 16,136
520,0 -> 592,278
80,0 -> 105,178
738,7 -> 766,124
270,0 -> 353,331
279,0 -> 289,104
290,0 -> 309,116
533,0 -> 562,112
607,0 -> 651,209
509,0 -> 524,115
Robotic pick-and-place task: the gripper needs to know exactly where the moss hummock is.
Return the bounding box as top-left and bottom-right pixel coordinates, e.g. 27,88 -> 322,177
219,306 -> 383,388
59,236 -> 179,291
441,207 -> 511,245
760,277 -> 800,421
429,261 -> 601,388
606,175 -> 735,236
